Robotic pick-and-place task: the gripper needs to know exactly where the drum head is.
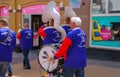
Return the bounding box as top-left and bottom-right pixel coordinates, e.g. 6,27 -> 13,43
38,45 -> 59,72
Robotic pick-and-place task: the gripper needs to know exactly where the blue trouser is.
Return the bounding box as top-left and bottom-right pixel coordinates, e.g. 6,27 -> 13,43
22,50 -> 30,68
63,67 -> 84,77
8,63 -> 12,74
0,62 -> 9,77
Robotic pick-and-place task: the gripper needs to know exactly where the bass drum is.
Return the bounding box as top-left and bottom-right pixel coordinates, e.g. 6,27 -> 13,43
38,44 -> 60,72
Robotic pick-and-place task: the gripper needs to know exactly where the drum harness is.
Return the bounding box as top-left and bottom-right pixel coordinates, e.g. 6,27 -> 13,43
0,30 -> 10,44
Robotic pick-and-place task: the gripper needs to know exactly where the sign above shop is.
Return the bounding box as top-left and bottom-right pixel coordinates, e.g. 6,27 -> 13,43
0,6 -> 9,16
22,4 -> 60,14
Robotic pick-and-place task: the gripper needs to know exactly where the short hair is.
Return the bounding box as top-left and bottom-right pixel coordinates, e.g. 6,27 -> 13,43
66,17 -> 70,24
0,17 -> 8,26
49,19 -> 54,26
24,23 -> 29,28
71,17 -> 82,26
50,19 -> 54,23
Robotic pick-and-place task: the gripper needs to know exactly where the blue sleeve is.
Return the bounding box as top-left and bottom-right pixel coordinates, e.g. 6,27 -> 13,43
67,31 -> 75,41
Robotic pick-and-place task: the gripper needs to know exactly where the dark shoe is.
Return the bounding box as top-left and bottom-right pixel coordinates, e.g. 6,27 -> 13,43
23,67 -> 31,69
23,61 -> 26,68
8,73 -> 12,77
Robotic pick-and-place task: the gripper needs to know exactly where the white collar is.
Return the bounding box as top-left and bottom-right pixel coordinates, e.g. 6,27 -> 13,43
0,27 -> 9,29
72,27 -> 80,30
48,26 -> 54,28
61,24 -> 69,26
44,26 -> 55,30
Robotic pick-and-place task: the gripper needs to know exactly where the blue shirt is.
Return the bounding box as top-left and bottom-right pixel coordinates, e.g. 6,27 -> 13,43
43,27 -> 61,45
62,25 -> 71,34
19,28 -> 33,50
0,28 -> 16,62
64,27 -> 87,68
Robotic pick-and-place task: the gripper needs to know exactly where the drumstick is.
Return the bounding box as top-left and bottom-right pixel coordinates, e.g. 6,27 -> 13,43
47,59 -> 51,72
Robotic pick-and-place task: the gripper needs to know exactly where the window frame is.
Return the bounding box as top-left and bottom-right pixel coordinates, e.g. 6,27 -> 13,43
91,0 -> 120,16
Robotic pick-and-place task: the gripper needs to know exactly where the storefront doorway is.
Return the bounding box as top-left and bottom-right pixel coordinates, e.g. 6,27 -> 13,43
22,14 -> 43,49
31,15 -> 43,49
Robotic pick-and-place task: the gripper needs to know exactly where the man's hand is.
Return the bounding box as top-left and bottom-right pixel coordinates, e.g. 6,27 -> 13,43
47,56 -> 55,63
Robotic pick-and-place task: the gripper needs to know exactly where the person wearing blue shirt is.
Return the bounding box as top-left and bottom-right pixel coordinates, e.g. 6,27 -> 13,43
38,19 -> 61,76
62,17 -> 71,34
17,23 -> 33,69
38,19 -> 61,45
52,17 -> 87,77
0,18 -> 16,77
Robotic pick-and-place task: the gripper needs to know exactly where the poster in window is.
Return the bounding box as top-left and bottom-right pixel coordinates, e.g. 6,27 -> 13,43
91,16 -> 120,49
70,0 -> 82,8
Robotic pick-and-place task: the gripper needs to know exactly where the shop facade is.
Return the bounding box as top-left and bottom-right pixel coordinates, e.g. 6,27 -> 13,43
0,0 -> 65,49
0,0 -> 91,49
17,0 -> 66,49
90,0 -> 120,50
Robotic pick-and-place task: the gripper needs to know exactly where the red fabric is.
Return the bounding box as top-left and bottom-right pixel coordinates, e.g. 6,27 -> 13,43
17,33 -> 21,39
33,35 -> 37,39
38,26 -> 46,38
55,37 -> 72,60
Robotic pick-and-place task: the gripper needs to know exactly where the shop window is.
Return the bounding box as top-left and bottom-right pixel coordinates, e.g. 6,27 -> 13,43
92,0 -> 106,14
108,0 -> 120,13
23,15 -> 30,27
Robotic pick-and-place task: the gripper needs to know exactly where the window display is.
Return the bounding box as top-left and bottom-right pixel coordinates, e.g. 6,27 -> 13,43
91,16 -> 120,49
91,0 -> 120,49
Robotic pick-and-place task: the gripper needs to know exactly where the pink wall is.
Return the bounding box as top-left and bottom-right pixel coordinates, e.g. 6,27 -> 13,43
22,4 -> 60,14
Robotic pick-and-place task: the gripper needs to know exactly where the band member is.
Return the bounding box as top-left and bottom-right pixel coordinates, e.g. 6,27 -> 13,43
61,17 -> 71,34
52,17 -> 87,77
0,18 -> 16,77
61,6 -> 77,35
38,19 -> 61,45
38,19 -> 61,76
58,6 -> 78,75
17,23 -> 33,69
38,1 -> 66,77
